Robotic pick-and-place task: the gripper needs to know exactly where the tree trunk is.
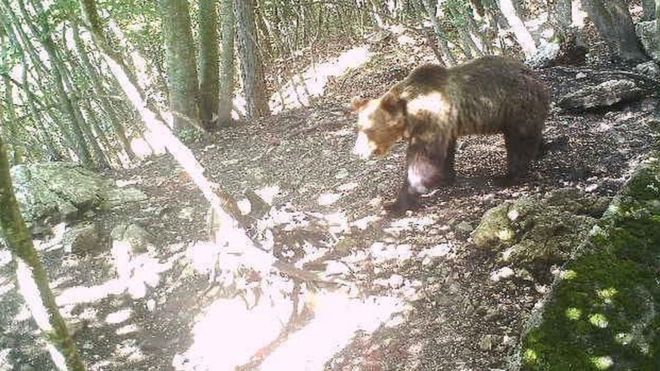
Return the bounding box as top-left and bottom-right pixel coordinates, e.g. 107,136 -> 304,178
2,75 -> 24,165
218,0 -> 236,127
58,44 -> 111,170
641,0 -> 655,20
580,0 -> 648,62
198,0 -> 220,130
656,0 -> 660,34
159,0 -> 200,132
498,0 -> 537,58
12,0 -> 95,168
235,0 -> 270,118
72,22 -> 135,160
421,0 -> 456,66
550,0 -> 573,39
0,135 -> 86,371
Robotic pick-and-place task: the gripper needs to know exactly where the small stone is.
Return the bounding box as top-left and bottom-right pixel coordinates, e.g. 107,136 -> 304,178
490,267 -> 515,282
146,299 -> 156,312
178,207 -> 195,221
576,72 -> 587,79
455,221 -> 473,233
479,334 -> 494,350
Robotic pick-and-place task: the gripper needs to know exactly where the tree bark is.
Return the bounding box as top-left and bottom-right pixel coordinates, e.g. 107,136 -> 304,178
421,0 -> 456,66
12,0 -> 95,168
72,22 -> 135,160
198,0 -> 220,130
580,0 -> 648,62
550,0 -> 573,39
235,0 -> 270,118
498,0 -> 538,58
0,135 -> 86,371
2,74 -> 24,165
159,0 -> 200,132
218,0 -> 236,127
641,0 -> 655,20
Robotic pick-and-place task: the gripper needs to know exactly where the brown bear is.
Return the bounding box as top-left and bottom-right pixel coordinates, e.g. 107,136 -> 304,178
351,55 -> 550,214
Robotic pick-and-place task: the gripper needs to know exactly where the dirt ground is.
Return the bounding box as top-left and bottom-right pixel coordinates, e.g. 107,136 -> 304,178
2,37 -> 659,370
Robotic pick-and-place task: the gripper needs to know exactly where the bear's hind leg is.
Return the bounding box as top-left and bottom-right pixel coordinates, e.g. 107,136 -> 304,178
504,130 -> 542,179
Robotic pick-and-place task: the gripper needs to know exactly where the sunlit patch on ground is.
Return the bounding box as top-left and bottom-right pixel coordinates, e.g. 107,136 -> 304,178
55,246 -> 180,306
269,46 -> 371,114
173,291 -> 407,370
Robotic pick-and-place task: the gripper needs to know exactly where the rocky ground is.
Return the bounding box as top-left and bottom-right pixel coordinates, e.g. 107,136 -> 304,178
1,34 -> 659,370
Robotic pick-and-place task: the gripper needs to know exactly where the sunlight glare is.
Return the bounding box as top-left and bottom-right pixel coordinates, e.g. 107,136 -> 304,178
256,185 -> 281,205
259,292 -> 406,371
106,308 -> 132,325
16,261 -> 52,331
590,355 -> 613,370
173,295 -> 293,370
269,46 -> 371,113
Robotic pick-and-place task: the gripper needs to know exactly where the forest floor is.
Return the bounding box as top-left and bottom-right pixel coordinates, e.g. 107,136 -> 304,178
3,34 -> 660,370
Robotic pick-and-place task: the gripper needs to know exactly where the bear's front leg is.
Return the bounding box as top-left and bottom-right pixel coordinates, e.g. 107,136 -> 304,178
385,150 -> 443,215
385,179 -> 421,215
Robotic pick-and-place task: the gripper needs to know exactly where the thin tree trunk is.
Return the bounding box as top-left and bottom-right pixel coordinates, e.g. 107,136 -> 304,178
235,0 -> 270,118
2,75 -> 24,165
0,135 -> 86,371
580,0 -> 648,62
641,0 -> 655,20
58,43 -> 111,170
498,0 -> 537,58
198,0 -> 220,130
254,0 -> 274,60
421,0 -> 456,66
657,0 -> 660,33
465,10 -> 491,55
218,0 -> 236,127
550,0 -> 573,39
159,0 -> 200,132
22,68 -> 64,161
81,99 -> 118,165
72,22 -> 135,160
13,0 -> 95,168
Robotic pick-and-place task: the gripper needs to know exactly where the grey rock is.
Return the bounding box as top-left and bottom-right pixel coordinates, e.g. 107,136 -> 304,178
634,61 -> 660,80
455,221 -> 474,233
111,223 -> 153,254
526,42 -> 560,68
472,188 -> 609,268
103,187 -> 147,209
63,223 -> 104,255
557,79 -> 644,111
635,20 -> 660,62
10,163 -> 109,231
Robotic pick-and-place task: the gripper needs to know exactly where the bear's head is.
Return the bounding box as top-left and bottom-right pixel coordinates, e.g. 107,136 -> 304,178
351,92 -> 407,159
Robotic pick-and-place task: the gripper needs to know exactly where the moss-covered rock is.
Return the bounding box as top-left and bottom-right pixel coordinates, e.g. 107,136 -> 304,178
472,188 -> 609,268
518,152 -> 660,370
10,162 -> 147,233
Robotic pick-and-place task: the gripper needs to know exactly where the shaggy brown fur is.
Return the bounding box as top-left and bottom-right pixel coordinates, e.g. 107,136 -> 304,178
352,56 -> 550,214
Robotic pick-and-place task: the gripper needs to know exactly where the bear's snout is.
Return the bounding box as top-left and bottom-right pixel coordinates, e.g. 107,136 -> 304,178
352,132 -> 374,159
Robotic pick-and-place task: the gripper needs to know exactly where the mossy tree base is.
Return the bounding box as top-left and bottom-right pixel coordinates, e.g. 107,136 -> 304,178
519,152 -> 660,370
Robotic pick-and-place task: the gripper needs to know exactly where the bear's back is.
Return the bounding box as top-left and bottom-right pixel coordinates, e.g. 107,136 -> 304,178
399,56 -> 548,137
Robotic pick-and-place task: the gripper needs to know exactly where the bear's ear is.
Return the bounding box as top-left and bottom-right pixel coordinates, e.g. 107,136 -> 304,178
351,96 -> 369,112
380,92 -> 405,114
